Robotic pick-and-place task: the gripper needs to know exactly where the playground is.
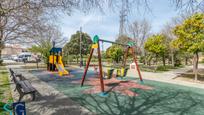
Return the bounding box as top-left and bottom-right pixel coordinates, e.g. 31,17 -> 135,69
1,0 -> 204,114
8,65 -> 204,115
1,34 -> 204,115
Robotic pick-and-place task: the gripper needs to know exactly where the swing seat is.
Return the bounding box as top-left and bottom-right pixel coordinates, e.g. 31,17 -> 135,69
116,68 -> 128,77
103,69 -> 114,79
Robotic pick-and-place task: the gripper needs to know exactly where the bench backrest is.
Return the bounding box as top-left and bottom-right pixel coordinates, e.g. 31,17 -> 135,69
12,74 -> 20,84
9,68 -> 15,77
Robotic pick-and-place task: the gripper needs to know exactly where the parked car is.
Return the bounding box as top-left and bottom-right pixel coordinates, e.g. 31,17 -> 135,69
13,52 -> 39,63
14,55 -> 23,62
11,55 -> 18,61
14,53 -> 30,62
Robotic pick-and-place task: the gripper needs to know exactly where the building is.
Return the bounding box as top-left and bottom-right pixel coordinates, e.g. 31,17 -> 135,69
2,44 -> 26,57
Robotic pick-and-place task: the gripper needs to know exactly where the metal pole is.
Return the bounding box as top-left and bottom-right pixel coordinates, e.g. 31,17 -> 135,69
99,39 -> 128,47
79,27 -> 82,67
52,40 -> 55,71
81,48 -> 94,86
131,47 -> 143,82
97,41 -> 105,93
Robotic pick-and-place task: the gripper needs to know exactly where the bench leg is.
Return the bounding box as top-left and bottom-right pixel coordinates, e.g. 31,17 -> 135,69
18,94 -> 24,102
14,86 -> 17,92
31,92 -> 36,101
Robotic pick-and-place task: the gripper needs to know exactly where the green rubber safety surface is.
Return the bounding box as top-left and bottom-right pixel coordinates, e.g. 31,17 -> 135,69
31,69 -> 204,115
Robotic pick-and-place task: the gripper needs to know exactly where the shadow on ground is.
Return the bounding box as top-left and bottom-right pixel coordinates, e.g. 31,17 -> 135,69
26,93 -> 91,115
30,69 -> 204,115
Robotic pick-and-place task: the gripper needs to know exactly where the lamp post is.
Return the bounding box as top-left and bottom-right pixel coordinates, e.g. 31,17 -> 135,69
79,27 -> 83,67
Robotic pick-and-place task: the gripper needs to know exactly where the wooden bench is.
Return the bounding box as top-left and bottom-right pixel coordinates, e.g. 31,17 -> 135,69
16,80 -> 36,101
9,68 -> 36,101
9,68 -> 26,81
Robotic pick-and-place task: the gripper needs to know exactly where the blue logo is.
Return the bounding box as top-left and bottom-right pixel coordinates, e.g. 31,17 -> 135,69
13,102 -> 26,115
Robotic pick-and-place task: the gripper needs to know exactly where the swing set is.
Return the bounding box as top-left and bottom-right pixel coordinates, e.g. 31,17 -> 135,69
81,35 -> 143,95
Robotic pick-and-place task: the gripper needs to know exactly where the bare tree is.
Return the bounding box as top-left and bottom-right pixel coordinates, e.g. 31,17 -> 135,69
161,22 -> 176,66
0,0 -> 151,61
128,19 -> 151,55
0,0 -> 76,60
28,23 -> 65,64
172,0 -> 204,12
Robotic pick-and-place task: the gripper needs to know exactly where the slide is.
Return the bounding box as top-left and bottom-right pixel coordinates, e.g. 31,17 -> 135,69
55,63 -> 69,76
55,57 -> 69,76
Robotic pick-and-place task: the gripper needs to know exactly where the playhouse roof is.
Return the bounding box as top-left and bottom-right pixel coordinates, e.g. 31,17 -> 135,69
49,47 -> 62,53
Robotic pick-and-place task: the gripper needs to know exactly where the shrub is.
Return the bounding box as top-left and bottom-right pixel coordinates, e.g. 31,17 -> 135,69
156,65 -> 168,71
175,59 -> 182,67
0,59 -> 3,66
139,56 -> 145,63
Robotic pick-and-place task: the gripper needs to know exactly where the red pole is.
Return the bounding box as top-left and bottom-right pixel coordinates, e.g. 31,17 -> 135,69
131,47 -> 143,82
81,48 -> 94,86
97,42 -> 105,92
123,47 -> 129,68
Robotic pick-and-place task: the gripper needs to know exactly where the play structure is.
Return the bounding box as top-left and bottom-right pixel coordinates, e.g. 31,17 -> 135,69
81,35 -> 143,95
47,47 -> 69,76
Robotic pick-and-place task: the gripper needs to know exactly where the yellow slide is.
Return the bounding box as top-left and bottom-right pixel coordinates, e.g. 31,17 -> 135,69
55,56 -> 69,76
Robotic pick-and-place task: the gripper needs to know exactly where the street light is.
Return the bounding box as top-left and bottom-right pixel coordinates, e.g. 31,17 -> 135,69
79,27 -> 83,67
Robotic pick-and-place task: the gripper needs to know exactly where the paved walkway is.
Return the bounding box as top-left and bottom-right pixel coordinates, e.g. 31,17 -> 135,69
74,64 -> 204,89
137,65 -> 204,89
6,64 -> 93,115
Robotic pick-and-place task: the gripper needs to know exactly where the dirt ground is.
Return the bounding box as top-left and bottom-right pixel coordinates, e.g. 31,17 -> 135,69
175,68 -> 204,83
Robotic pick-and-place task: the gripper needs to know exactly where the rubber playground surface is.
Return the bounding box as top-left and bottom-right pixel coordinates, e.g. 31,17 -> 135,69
30,68 -> 204,115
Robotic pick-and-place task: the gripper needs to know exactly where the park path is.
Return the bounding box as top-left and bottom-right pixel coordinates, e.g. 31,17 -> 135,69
6,64 -> 93,115
135,64 -> 204,89
74,64 -> 204,90
128,64 -> 204,89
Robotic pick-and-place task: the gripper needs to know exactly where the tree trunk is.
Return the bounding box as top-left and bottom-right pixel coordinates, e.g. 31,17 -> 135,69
0,49 -> 1,59
76,56 -> 78,64
185,57 -> 188,65
155,55 -> 158,65
193,52 -> 199,81
148,58 -> 151,66
162,55 -> 166,66
36,61 -> 39,69
171,52 -> 175,67
0,25 -> 3,60
143,59 -> 146,65
0,15 -> 1,59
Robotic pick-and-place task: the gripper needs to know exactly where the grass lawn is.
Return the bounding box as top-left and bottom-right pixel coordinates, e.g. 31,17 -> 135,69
31,69 -> 204,115
140,64 -> 185,72
0,66 -> 13,114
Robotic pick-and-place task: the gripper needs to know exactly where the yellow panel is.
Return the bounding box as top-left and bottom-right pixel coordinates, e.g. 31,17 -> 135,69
117,69 -> 121,76
49,55 -> 57,64
121,68 -> 125,76
92,44 -> 98,49
58,56 -> 63,64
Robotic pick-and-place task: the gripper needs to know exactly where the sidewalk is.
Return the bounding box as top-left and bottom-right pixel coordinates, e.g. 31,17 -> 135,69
138,65 -> 204,89
6,64 -> 93,115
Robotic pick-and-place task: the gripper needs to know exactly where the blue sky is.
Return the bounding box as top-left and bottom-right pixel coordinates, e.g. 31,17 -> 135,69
59,0 -> 179,48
